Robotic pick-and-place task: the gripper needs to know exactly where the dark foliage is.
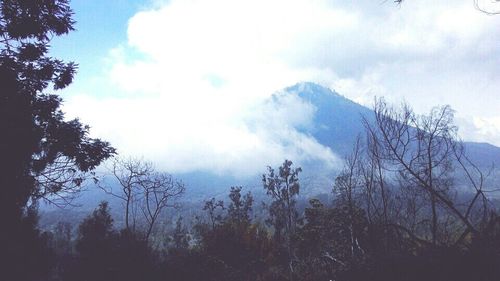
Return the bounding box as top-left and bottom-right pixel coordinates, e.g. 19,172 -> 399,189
189,187 -> 277,281
65,202 -> 156,281
39,172 -> 500,281
0,1 -> 114,280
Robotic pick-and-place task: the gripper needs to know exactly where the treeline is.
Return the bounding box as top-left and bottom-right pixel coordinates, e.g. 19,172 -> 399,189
38,148 -> 500,281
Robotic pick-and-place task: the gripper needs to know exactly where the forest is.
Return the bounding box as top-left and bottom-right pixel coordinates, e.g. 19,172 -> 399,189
1,1 -> 500,281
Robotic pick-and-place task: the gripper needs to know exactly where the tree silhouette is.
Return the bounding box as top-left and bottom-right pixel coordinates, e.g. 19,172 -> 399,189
365,99 -> 493,246
263,160 -> 302,281
69,202 -> 116,281
69,202 -> 156,281
203,197 -> 225,230
194,187 -> 273,281
227,186 -> 253,231
100,157 -> 184,239
295,199 -> 368,281
0,1 -> 114,279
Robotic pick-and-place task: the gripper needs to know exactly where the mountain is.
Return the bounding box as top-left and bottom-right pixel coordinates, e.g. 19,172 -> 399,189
173,82 -> 500,199
40,82 -> 500,225
284,82 -> 500,170
284,82 -> 373,157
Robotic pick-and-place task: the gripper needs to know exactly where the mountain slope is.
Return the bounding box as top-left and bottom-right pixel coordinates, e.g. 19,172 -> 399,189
282,82 -> 500,169
284,82 -> 373,157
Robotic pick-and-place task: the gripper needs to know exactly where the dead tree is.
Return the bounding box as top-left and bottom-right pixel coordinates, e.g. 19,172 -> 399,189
100,157 -> 184,238
333,136 -> 366,258
364,98 -> 493,246
138,172 -> 185,240
363,122 -> 392,226
99,158 -> 152,230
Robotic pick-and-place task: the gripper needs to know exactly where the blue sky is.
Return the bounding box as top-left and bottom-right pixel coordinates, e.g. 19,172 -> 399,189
51,1 -> 141,66
50,0 -> 148,95
51,0 -> 500,176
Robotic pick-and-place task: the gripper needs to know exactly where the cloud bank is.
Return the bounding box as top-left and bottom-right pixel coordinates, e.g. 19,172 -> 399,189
64,0 -> 500,176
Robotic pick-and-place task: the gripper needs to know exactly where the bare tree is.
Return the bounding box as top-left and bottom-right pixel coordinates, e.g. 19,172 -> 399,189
138,171 -> 185,240
363,121 -> 392,226
99,158 -> 151,230
333,136 -> 366,258
99,157 -> 184,239
363,98 -> 494,246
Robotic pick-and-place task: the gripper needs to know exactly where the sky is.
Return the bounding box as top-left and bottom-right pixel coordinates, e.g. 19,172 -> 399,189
51,0 -> 500,177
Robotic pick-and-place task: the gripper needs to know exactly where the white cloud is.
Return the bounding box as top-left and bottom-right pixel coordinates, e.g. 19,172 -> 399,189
64,87 -> 341,177
65,0 -> 500,177
458,116 -> 500,146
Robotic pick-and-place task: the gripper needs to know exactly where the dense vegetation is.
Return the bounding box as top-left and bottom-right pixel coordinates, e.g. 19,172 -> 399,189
38,154 -> 500,281
1,1 -> 499,281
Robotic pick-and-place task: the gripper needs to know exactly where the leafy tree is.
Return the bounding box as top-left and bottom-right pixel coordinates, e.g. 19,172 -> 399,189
0,0 -> 115,211
227,186 -> 253,230
113,229 -> 157,281
69,202 -> 157,281
69,202 -> 116,281
0,1 -> 114,280
295,199 -> 368,281
192,187 -> 276,281
203,197 -> 225,230
263,160 -> 302,280
2,205 -> 56,281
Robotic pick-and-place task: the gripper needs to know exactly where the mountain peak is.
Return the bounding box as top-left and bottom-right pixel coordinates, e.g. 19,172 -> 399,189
272,82 -> 373,156
282,82 -> 500,168
285,82 -> 339,96
284,82 -> 362,111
